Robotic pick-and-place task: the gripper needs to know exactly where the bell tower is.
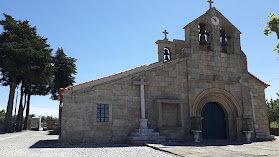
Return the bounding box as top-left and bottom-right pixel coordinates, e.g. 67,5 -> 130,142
156,30 -> 185,62
183,7 -> 242,55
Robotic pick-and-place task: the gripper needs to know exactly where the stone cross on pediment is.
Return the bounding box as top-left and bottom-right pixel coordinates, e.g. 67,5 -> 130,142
162,29 -> 169,41
208,0 -> 214,9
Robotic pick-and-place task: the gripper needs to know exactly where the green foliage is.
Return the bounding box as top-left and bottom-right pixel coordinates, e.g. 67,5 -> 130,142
29,114 -> 35,118
264,13 -> 279,53
40,115 -> 58,123
0,109 -> 5,119
270,122 -> 279,128
0,13 -> 53,94
50,48 -> 77,100
267,94 -> 279,128
0,14 -> 53,132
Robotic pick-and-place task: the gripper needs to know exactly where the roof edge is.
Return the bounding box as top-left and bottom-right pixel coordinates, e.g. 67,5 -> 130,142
248,72 -> 270,87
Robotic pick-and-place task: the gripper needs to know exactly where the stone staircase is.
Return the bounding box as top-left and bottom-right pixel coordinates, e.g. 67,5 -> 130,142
255,128 -> 275,141
130,128 -> 166,145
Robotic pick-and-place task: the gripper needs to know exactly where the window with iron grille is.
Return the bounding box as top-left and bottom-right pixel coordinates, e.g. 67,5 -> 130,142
97,104 -> 109,122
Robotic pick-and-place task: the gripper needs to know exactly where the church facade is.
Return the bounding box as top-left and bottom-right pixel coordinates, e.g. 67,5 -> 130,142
60,8 -> 272,144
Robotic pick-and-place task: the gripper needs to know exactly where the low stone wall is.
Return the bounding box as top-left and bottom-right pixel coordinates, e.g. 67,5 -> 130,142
270,128 -> 279,136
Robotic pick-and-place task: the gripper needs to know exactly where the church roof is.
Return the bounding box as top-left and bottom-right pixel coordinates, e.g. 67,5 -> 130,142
62,60 -> 270,94
63,61 -> 163,92
183,7 -> 241,34
64,64 -> 148,91
248,72 -> 270,87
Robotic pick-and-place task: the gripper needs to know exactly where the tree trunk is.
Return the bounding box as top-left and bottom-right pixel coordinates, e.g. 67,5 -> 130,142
15,83 -> 24,132
4,81 -> 16,133
23,94 -> 31,130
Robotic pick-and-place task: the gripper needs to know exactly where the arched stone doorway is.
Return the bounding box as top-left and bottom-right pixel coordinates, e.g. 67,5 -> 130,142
201,102 -> 227,140
192,88 -> 242,140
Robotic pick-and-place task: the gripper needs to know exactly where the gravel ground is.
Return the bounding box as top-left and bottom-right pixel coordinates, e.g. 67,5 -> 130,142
0,131 -> 176,157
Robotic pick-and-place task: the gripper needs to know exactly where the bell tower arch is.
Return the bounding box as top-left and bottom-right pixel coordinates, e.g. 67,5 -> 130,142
156,29 -> 185,62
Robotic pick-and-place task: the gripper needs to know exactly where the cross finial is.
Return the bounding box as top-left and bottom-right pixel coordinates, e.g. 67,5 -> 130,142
162,29 -> 169,40
207,0 -> 214,9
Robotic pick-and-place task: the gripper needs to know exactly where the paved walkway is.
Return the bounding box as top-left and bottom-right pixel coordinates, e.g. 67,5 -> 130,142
0,131 -> 175,157
1,131 -> 278,157
147,137 -> 279,157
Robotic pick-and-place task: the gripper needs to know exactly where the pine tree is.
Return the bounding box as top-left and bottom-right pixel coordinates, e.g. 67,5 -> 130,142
0,14 -> 53,132
51,48 -> 76,133
0,14 -> 24,132
51,48 -> 77,100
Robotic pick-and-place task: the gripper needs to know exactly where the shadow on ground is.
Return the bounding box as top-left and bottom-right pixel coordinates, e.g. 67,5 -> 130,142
30,139 -> 254,149
161,140 -> 256,147
29,140 -> 133,149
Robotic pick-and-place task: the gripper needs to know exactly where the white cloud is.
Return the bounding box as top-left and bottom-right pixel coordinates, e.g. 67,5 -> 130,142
29,107 -> 58,118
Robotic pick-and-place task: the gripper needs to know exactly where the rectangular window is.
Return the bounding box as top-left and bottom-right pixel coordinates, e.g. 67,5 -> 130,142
97,104 -> 109,122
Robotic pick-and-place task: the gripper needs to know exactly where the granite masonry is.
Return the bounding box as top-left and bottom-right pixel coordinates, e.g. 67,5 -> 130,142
59,7 -> 273,144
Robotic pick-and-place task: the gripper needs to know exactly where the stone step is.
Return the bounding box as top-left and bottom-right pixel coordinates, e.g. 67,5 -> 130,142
254,129 -> 275,140
131,135 -> 165,141
134,129 -> 154,133
255,129 -> 271,136
256,132 -> 268,136
256,135 -> 275,140
130,136 -> 166,145
131,140 -> 161,145
255,129 -> 266,133
131,132 -> 160,136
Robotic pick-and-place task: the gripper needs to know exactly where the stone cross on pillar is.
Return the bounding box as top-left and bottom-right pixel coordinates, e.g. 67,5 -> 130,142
207,0 -> 214,9
162,29 -> 169,41
133,76 -> 150,129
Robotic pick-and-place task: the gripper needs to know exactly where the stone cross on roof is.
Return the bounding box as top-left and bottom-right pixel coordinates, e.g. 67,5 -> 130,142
207,0 -> 214,9
162,29 -> 169,40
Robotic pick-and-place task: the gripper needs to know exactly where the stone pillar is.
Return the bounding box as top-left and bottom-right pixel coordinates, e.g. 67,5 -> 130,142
140,83 -> 145,119
133,77 -> 150,129
250,91 -> 258,130
130,77 -> 166,144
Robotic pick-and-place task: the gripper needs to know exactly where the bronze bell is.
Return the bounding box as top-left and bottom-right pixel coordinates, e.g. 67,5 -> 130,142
164,55 -> 169,61
200,35 -> 207,45
220,28 -> 228,46
164,49 -> 169,55
199,23 -> 207,45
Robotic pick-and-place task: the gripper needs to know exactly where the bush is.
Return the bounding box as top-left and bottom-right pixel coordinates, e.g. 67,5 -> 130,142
0,110 -> 5,121
267,94 -> 279,128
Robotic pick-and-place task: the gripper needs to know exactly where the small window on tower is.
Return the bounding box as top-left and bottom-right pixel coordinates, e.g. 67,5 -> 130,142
97,104 -> 109,123
164,48 -> 171,62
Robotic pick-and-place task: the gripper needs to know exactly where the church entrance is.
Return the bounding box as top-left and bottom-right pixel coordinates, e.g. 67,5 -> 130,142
201,102 -> 227,140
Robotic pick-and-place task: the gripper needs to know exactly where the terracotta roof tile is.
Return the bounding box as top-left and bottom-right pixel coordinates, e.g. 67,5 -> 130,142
248,72 -> 270,87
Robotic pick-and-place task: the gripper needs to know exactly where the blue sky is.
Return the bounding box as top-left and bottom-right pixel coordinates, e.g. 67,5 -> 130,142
0,0 -> 279,117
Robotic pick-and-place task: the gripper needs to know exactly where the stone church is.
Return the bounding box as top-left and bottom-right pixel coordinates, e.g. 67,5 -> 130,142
59,7 -> 273,144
